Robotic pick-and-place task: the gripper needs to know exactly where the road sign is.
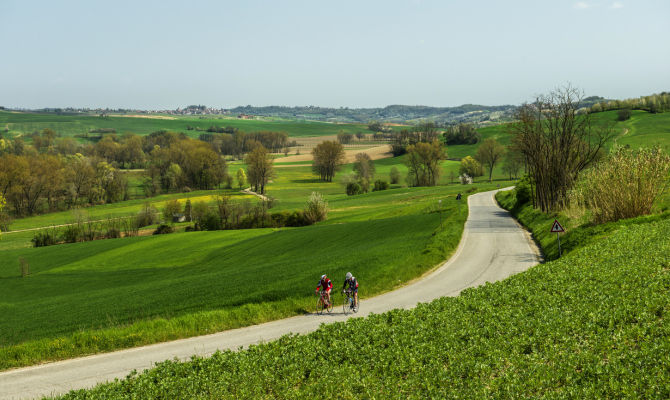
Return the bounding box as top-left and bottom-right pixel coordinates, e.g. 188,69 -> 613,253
550,219 -> 565,233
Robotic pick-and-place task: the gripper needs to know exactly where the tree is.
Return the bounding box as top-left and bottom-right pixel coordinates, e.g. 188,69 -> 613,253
353,153 -> 375,191
245,144 -> 274,194
390,166 -> 400,184
502,149 -> 523,180
475,138 -> 505,182
459,156 -> 483,178
184,199 -> 193,222
443,124 -> 480,145
510,85 -> 614,212
312,141 -> 345,182
0,194 -> 5,236
404,140 -> 446,187
163,199 -> 182,223
236,168 -> 247,189
337,132 -> 353,144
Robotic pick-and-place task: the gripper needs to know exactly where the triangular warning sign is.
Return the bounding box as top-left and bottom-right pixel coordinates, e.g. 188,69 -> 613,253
550,219 -> 565,233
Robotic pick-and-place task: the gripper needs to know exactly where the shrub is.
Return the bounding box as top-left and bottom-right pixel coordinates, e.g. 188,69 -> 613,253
458,174 -> 472,185
136,203 -> 158,228
514,176 -> 533,207
31,230 -> 58,247
62,224 -> 82,243
616,108 -> 632,121
390,167 -> 400,184
153,224 -> 174,235
304,192 -> 328,224
346,182 -> 363,196
19,257 -> 30,277
570,146 -> 670,223
200,212 -> 223,231
372,180 -> 389,191
163,199 -> 182,223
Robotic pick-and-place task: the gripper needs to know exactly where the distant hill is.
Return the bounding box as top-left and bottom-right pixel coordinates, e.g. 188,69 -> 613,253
230,104 -> 517,125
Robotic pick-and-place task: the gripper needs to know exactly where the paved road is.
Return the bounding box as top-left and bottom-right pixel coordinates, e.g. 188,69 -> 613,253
0,189 -> 539,400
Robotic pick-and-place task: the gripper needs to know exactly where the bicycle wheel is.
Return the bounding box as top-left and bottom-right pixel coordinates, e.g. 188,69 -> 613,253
326,297 -> 334,313
316,296 -> 324,315
343,295 -> 351,315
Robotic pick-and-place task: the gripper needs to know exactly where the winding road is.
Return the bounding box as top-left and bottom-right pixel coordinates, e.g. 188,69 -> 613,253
0,189 -> 539,400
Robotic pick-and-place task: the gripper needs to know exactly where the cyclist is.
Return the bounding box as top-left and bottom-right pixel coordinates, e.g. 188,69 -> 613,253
315,274 -> 333,306
342,272 -> 359,308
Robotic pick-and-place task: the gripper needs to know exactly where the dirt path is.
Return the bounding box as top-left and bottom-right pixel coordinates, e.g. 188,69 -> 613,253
0,189 -> 540,400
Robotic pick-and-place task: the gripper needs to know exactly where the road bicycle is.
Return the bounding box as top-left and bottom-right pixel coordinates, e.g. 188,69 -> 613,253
316,290 -> 333,315
343,289 -> 359,315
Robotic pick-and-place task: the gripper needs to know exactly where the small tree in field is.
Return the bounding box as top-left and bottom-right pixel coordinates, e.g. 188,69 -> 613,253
459,156 -> 483,179
390,167 -> 400,184
304,192 -> 328,224
163,199 -> 182,223
475,138 -> 505,182
236,168 -> 247,189
19,256 -> 30,277
184,199 -> 193,222
312,141 -> 345,182
245,144 -> 274,194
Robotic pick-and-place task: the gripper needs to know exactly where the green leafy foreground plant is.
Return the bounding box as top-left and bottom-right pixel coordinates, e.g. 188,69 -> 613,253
57,219 -> 670,399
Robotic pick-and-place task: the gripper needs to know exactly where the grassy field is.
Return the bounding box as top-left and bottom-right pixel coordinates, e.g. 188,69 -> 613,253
56,192 -> 670,399
0,166 -> 510,369
0,111 -> 374,139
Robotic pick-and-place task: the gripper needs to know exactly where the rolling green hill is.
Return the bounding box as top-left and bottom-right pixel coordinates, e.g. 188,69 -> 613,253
55,193 -> 670,399
0,178 -> 508,370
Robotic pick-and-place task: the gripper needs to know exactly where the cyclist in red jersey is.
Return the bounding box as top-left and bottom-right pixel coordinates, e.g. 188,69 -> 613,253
315,274 -> 333,306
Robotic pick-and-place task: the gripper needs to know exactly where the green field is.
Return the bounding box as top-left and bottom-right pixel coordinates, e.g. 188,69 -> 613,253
0,165 -> 509,369
56,191 -> 670,399
0,111 -> 374,139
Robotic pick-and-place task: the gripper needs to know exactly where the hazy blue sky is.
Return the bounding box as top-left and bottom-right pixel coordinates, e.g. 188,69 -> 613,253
1,0 -> 669,109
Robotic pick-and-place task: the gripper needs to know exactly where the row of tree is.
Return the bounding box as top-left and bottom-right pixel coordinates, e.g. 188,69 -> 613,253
0,154 -> 128,216
590,92 -> 670,114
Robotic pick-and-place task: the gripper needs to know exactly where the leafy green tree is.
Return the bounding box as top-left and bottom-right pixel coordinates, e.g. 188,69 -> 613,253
390,166 -> 400,184
236,168 -> 247,189
459,156 -> 483,178
245,144 -> 274,194
353,153 -> 375,191
163,199 -> 182,223
312,141 -> 345,182
404,140 -> 446,187
475,138 -> 505,182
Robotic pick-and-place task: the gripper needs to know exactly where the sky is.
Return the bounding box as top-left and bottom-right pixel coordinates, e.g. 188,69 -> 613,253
1,0 -> 669,109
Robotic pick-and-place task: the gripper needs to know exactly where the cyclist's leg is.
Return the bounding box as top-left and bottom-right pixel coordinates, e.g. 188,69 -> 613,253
326,288 -> 331,305
354,289 -> 358,307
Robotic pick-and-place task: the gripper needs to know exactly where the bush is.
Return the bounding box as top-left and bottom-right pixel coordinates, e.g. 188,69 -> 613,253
31,230 -> 58,247
200,212 -> 223,231
346,182 -> 363,196
616,108 -> 632,121
514,176 -> 533,207
163,199 -> 182,223
304,192 -> 328,224
153,224 -> 174,235
372,180 -> 389,191
136,203 -> 158,228
570,146 -> 670,223
62,224 -> 82,243
389,167 -> 400,184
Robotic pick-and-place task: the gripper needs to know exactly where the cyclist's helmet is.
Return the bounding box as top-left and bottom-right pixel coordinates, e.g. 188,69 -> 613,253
345,272 -> 352,280
321,274 -> 327,280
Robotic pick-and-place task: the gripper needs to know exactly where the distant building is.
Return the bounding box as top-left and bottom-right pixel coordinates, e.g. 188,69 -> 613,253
238,113 -> 253,119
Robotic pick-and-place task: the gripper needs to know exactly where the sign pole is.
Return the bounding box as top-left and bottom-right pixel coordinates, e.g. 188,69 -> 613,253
551,219 -> 565,258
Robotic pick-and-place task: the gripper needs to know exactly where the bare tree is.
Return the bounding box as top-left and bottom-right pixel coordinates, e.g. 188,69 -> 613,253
475,138 -> 505,182
510,85 -> 614,212
404,140 -> 446,186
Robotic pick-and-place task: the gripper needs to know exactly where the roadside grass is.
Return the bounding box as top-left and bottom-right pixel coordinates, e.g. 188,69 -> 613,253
496,187 -> 670,261
55,196 -> 670,399
0,181 -> 508,370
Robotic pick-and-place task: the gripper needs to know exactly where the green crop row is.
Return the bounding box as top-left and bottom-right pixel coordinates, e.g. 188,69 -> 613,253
55,210 -> 670,399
